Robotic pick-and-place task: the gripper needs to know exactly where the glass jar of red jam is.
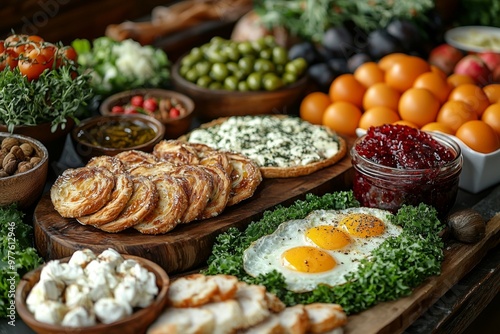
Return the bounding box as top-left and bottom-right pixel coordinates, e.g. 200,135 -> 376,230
351,124 -> 462,217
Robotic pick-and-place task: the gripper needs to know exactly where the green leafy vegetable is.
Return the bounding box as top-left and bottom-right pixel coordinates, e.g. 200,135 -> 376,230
205,192 -> 445,315
0,66 -> 92,133
73,37 -> 171,96
254,0 -> 435,42
0,204 -> 43,318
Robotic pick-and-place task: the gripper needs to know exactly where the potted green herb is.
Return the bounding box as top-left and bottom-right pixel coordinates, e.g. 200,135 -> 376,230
0,34 -> 93,159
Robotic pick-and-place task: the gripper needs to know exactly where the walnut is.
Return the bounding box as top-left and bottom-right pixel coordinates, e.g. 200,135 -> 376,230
16,161 -> 33,174
30,156 -> 42,166
0,169 -> 8,178
20,143 -> 34,157
3,159 -> 17,175
10,145 -> 25,161
1,137 -> 20,151
0,149 -> 8,164
2,152 -> 16,169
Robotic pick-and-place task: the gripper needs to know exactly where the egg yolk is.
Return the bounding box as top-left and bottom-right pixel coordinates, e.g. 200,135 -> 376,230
339,213 -> 385,238
281,246 -> 336,273
305,225 -> 351,250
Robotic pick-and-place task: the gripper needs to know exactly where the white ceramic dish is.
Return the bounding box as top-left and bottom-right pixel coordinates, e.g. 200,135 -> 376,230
354,128 -> 500,194
444,26 -> 500,53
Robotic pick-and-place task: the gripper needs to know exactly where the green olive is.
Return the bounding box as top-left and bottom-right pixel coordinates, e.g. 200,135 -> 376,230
226,62 -> 239,74
223,46 -> 240,62
263,73 -> 284,91
282,72 -> 298,85
251,38 -> 268,52
238,81 -> 250,91
285,57 -> 308,76
208,81 -> 223,90
185,68 -> 200,82
254,58 -> 275,73
264,35 -> 277,48
210,36 -> 226,45
179,64 -> 190,77
259,48 -> 272,60
195,61 -> 211,77
238,56 -> 255,75
224,76 -> 239,91
272,46 -> 288,65
237,41 -> 255,56
247,72 -> 262,91
210,63 -> 229,81
206,49 -> 228,63
196,75 -> 212,88
181,54 -> 197,67
189,47 -> 203,61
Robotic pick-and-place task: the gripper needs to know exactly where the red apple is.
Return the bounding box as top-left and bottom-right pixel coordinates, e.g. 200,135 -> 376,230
454,54 -> 492,86
477,51 -> 500,71
428,44 -> 464,75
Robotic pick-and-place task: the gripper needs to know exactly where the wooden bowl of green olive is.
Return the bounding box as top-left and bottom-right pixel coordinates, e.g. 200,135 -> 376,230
171,36 -> 310,121
71,114 -> 165,163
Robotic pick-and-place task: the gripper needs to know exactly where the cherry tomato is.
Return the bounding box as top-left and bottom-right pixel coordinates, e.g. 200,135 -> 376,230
39,44 -> 57,69
111,105 -> 125,114
18,50 -> 48,81
28,35 -> 44,43
0,49 -> 19,71
169,108 -> 180,118
0,41 -> 5,54
130,95 -> 144,107
124,106 -> 138,114
143,98 -> 158,112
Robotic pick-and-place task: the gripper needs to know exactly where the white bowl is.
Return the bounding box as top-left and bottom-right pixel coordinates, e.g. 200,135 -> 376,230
446,134 -> 500,194
444,25 -> 500,53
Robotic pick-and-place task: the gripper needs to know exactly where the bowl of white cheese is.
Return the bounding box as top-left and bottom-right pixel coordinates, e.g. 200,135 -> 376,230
16,248 -> 169,334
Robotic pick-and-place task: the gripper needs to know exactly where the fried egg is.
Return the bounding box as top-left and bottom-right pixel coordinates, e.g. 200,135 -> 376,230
243,207 -> 403,292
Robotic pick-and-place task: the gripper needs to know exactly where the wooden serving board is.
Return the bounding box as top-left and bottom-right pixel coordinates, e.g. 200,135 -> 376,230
345,213 -> 500,334
33,138 -> 355,274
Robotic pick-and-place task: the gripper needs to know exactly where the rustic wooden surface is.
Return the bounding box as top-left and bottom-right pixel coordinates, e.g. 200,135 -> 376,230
345,214 -> 500,334
33,137 -> 355,274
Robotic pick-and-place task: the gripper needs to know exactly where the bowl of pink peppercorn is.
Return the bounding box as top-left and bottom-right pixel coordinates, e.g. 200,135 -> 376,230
100,88 -> 195,139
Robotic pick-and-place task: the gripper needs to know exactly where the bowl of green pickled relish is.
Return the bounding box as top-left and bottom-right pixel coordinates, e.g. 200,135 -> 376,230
71,114 -> 165,163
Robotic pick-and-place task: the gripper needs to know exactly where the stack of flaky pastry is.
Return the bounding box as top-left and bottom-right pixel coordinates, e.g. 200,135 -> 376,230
50,140 -> 262,234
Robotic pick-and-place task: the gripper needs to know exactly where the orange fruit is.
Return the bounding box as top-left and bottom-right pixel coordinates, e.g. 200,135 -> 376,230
322,101 -> 362,136
354,62 -> 385,88
299,92 -> 331,125
384,55 -> 431,92
483,84 -> 500,104
436,100 -> 478,133
482,103 -> 500,135
362,82 -> 401,112
456,120 -> 500,153
358,106 -> 400,130
413,71 -> 452,104
398,88 -> 440,127
430,65 -> 448,81
392,120 -> 418,128
328,74 -> 366,108
420,122 -> 454,135
378,53 -> 408,72
447,73 -> 476,88
448,83 -> 490,117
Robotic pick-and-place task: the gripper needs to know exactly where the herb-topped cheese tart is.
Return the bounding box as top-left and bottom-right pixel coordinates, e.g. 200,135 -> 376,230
183,115 -> 347,178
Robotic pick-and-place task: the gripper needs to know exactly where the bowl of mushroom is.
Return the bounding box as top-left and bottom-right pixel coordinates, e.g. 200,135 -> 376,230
16,248 -> 169,334
0,133 -> 49,209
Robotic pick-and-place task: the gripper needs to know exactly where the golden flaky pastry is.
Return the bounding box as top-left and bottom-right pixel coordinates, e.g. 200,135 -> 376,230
50,167 -> 115,218
134,175 -> 188,235
98,175 -> 158,233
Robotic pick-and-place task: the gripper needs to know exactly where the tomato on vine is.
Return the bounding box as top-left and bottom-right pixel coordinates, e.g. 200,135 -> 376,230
18,50 -> 49,81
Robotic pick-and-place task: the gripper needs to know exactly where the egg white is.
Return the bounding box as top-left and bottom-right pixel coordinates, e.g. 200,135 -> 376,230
243,207 -> 403,292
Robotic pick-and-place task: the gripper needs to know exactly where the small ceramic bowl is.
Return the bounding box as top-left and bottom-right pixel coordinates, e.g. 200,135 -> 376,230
0,132 -> 49,209
100,88 -> 195,139
447,134 -> 500,193
16,254 -> 170,334
71,114 -> 165,163
170,59 -> 310,121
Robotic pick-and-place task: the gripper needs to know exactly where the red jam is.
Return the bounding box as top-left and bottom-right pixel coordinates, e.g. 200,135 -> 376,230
351,124 -> 462,217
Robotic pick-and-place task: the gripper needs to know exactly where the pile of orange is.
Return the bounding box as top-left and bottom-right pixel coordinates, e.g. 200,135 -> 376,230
300,53 -> 500,154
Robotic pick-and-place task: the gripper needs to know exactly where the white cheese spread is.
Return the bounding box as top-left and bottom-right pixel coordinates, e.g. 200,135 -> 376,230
188,116 -> 340,168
